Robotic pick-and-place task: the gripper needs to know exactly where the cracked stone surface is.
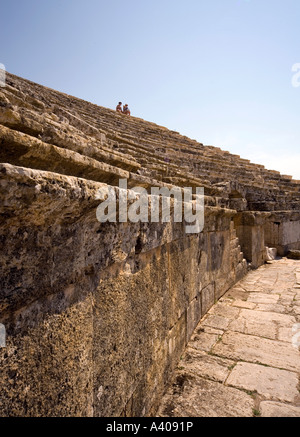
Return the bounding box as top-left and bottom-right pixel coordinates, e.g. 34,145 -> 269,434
157,258 -> 300,417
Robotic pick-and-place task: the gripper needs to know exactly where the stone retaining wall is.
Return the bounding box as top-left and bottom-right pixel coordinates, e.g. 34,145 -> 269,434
0,164 -> 246,416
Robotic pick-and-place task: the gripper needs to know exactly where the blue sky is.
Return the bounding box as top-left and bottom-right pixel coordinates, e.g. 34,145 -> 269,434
1,0 -> 300,179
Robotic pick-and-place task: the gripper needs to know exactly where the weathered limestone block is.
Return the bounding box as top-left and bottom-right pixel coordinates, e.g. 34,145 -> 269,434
0,291 -> 94,417
265,212 -> 300,256
287,250 -> 300,260
0,124 -> 131,186
234,211 -> 270,268
265,246 -> 277,261
201,283 -> 215,315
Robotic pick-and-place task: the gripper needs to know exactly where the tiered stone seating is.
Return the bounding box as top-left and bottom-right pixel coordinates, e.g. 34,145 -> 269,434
1,72 -> 299,212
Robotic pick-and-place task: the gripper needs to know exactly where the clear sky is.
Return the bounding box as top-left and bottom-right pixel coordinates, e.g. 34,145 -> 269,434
1,0 -> 300,179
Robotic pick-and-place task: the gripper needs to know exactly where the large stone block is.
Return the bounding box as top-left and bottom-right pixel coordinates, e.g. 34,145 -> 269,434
0,290 -> 94,417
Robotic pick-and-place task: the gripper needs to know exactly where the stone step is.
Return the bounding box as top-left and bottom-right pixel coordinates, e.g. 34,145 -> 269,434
0,124 -> 130,186
0,106 -> 141,173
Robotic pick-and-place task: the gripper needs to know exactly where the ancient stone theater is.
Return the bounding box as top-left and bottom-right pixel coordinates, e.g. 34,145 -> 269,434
0,73 -> 299,416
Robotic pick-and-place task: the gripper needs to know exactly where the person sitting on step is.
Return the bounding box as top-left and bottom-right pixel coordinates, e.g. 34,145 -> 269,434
123,104 -> 131,116
116,102 -> 122,113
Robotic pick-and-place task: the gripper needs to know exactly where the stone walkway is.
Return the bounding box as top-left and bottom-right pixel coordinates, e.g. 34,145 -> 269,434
157,258 -> 300,417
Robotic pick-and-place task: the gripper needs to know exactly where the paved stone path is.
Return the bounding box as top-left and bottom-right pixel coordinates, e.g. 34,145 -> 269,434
157,258 -> 300,417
